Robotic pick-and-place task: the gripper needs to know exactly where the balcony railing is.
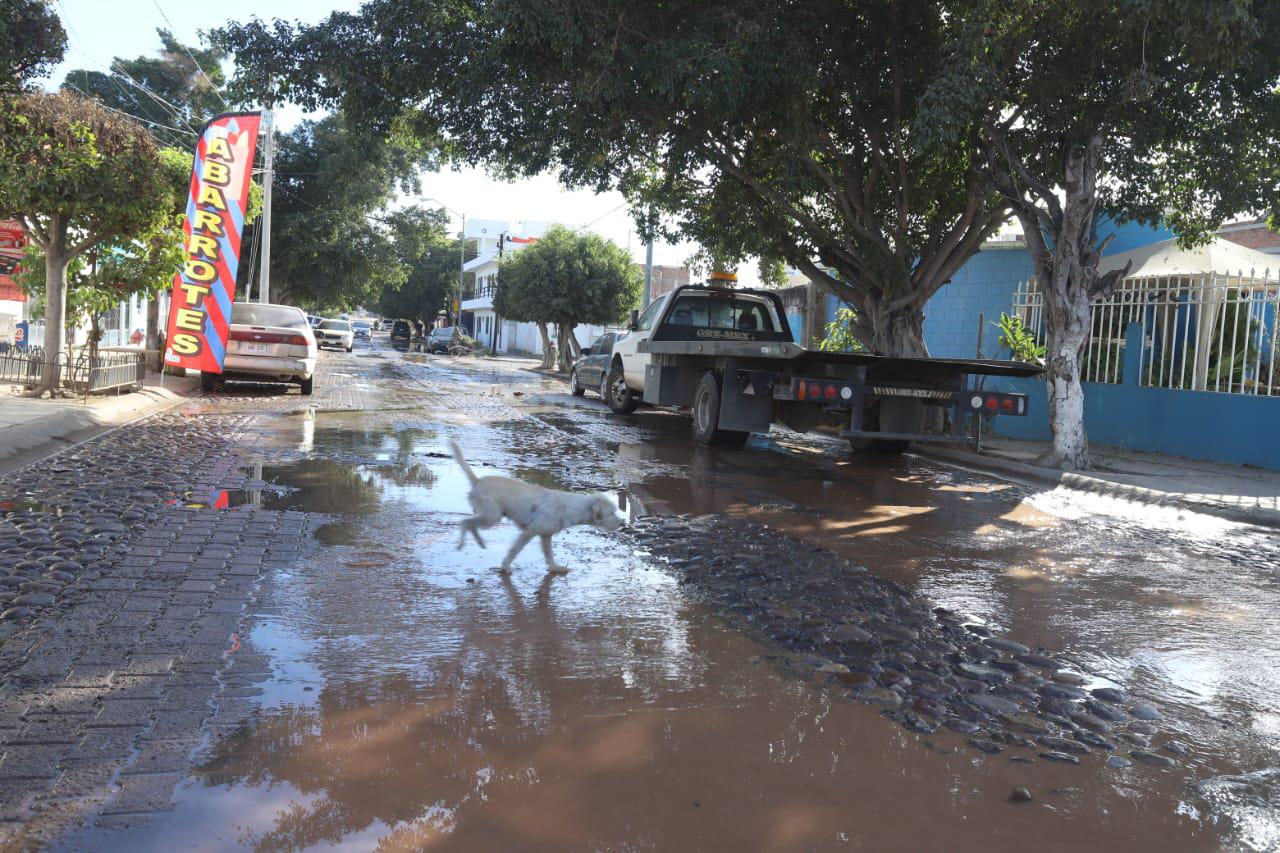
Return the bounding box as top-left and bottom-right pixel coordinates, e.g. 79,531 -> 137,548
463,282 -> 497,301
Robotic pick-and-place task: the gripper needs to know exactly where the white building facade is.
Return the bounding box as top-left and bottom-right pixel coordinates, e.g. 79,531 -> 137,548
458,218 -> 610,357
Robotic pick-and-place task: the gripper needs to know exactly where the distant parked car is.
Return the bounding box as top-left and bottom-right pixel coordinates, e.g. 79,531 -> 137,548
205,302 -> 317,395
351,320 -> 372,341
390,319 -> 413,351
570,333 -> 618,397
315,319 -> 354,352
427,326 -> 459,354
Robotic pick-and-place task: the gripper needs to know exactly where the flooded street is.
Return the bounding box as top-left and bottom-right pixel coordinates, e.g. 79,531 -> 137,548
63,348 -> 1280,852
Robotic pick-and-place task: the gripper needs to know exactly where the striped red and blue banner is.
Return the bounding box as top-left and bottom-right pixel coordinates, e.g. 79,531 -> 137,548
163,111 -> 261,374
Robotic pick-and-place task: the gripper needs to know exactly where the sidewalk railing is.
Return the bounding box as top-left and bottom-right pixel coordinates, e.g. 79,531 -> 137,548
0,348 -> 145,396
1013,271 -> 1280,395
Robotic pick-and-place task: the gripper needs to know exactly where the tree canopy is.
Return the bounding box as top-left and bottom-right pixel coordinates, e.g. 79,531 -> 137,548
919,0 -> 1280,467
1,0 -> 66,91
495,225 -> 641,369
375,208 -> 458,322
62,29 -> 228,149
0,91 -> 185,390
216,0 -> 1010,356
244,113 -> 435,311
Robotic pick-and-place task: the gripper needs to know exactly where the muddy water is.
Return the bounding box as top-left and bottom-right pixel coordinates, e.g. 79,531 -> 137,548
615,432 -> 1280,851
72,357 -> 1279,851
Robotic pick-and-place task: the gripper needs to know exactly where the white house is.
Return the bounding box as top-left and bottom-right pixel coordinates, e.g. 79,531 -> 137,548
459,218 -> 611,357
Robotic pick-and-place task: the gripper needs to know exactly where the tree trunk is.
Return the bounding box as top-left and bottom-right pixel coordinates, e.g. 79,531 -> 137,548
145,294 -> 161,371
39,220 -> 70,394
1040,294 -> 1092,469
556,322 -> 579,373
538,323 -> 555,370
991,133 -> 1129,470
861,298 -> 929,357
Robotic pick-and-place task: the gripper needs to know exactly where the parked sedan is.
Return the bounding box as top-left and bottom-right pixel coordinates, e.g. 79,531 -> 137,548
569,332 -> 618,398
315,319 -> 354,352
205,302 -> 317,395
427,326 -> 458,354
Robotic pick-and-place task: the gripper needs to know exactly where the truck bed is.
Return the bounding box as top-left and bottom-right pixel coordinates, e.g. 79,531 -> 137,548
640,339 -> 1042,379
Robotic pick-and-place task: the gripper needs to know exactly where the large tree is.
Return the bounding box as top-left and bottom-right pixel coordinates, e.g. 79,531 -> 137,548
495,225 -> 642,371
0,92 -> 183,393
924,0 -> 1280,468
62,29 -> 228,149
376,209 -> 458,325
235,113 -> 434,311
216,1 -> 1010,357
1,0 -> 66,91
17,147 -> 193,364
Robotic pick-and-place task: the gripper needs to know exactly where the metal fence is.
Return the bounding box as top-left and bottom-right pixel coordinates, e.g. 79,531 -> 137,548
1013,271 -> 1280,395
0,347 -> 144,396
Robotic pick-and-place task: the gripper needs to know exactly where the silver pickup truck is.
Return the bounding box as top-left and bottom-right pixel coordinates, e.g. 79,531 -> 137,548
603,284 -> 1040,451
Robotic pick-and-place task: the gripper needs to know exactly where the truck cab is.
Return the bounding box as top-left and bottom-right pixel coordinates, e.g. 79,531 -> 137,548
608,285 -> 791,413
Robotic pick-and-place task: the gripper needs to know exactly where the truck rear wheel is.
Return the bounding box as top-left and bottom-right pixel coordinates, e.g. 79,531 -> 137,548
605,365 -> 639,414
692,372 -> 749,448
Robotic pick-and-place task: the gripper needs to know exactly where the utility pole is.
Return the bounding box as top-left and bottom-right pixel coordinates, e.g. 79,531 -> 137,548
458,212 -> 466,326
643,207 -> 655,307
258,108 -> 275,304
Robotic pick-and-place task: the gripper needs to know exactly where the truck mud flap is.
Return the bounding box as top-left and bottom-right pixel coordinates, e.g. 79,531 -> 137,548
718,359 -> 772,433
643,364 -> 700,407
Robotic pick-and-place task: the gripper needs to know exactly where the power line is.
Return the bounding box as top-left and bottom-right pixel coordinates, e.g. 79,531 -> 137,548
149,0 -> 231,111
56,0 -> 197,129
63,81 -> 197,138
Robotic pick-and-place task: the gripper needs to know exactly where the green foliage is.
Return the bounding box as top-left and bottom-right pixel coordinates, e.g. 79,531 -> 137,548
62,29 -> 229,149
756,256 -> 789,289
682,246 -> 737,283
215,1 -> 1012,356
994,313 -> 1044,366
0,91 -> 176,244
495,225 -> 642,329
235,113 -> 433,311
927,1 -> 1280,245
376,210 -> 457,321
1,0 -> 66,91
814,307 -> 866,354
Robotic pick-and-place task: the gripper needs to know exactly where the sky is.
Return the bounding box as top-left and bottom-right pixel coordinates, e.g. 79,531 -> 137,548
46,0 -> 738,281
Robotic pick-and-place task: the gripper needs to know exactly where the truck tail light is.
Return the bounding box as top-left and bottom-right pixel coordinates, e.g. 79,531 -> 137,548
824,384 -> 837,399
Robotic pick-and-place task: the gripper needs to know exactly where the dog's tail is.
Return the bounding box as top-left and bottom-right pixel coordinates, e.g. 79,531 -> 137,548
449,439 -> 478,485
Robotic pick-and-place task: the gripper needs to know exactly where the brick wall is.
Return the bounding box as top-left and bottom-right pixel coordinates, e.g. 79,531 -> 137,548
1221,221 -> 1280,253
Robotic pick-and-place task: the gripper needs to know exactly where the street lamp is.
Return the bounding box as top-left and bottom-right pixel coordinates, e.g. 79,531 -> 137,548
424,197 -> 465,325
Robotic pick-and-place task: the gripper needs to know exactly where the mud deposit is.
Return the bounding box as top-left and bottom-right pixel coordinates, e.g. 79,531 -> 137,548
627,513 -> 1184,768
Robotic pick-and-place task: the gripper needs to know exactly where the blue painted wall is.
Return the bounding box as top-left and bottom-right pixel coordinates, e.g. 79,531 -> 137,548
923,246 -> 1033,358
802,217 -> 1278,470
922,218 -> 1172,359
994,324 -> 1280,470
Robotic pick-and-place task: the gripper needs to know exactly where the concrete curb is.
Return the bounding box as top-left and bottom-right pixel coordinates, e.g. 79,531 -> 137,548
917,445 -> 1280,530
0,378 -> 201,476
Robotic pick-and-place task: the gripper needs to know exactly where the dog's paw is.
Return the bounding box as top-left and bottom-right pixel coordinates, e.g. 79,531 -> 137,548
494,565 -> 513,575
547,565 -> 570,575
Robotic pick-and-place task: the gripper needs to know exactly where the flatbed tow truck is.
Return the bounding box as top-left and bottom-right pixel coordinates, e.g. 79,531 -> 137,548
603,279 -> 1042,451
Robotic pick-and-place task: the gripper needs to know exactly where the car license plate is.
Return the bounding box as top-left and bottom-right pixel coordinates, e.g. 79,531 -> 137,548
245,343 -> 270,354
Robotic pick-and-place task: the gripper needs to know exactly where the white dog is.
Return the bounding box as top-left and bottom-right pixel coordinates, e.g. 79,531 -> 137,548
450,440 -> 622,574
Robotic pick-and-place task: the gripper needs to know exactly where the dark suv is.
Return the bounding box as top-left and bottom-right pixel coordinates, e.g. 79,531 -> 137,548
390,319 -> 413,351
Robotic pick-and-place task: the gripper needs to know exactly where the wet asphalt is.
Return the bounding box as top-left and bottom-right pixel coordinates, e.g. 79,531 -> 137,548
57,341 -> 1280,851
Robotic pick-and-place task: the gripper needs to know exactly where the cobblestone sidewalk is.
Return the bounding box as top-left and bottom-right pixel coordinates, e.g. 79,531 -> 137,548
0,354 -> 393,844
